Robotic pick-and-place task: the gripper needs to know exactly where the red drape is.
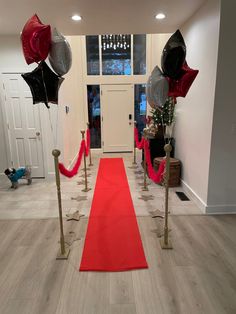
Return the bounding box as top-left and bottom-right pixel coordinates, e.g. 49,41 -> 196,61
59,139 -> 86,178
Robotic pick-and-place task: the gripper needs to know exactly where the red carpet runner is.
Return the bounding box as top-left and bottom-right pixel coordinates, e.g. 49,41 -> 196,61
79,158 -> 148,271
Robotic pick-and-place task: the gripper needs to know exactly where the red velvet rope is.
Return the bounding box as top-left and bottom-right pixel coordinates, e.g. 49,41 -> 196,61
134,127 -> 144,149
143,138 -> 166,184
59,139 -> 86,178
85,128 -> 90,157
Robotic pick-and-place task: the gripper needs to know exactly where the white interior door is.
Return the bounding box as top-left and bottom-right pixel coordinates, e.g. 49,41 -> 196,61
2,74 -> 45,177
101,84 -> 133,152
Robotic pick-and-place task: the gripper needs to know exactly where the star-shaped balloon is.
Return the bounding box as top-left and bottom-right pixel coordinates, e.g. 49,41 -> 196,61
21,14 -> 51,65
161,30 -> 186,79
21,61 -> 64,108
146,66 -> 169,109
49,28 -> 72,76
168,62 -> 199,98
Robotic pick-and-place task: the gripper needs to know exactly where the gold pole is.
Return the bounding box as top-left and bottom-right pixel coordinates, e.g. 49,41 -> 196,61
142,130 -> 149,191
87,122 -> 93,167
81,130 -> 91,192
133,121 -> 137,165
52,149 -> 70,260
160,143 -> 173,249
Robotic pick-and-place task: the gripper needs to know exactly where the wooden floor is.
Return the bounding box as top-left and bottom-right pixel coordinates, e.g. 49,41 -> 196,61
0,215 -> 236,314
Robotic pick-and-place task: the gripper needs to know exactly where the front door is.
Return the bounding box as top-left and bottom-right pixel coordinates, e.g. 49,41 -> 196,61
101,84 -> 133,152
2,74 -> 45,177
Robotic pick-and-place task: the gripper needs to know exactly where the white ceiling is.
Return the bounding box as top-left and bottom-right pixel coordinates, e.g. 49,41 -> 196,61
0,0 -> 206,36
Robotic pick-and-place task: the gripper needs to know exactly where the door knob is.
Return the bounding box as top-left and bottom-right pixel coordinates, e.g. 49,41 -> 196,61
36,132 -> 40,136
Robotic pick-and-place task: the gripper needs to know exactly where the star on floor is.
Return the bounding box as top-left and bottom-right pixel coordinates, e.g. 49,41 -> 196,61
60,231 -> 81,246
138,194 -> 154,201
79,173 -> 91,178
135,170 -> 143,175
77,180 -> 88,185
81,167 -> 91,171
66,210 -> 85,221
150,209 -> 165,218
151,228 -> 172,238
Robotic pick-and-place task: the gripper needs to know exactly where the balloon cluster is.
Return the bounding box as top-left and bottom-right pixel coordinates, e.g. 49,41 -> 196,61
21,14 -> 72,108
147,30 -> 199,109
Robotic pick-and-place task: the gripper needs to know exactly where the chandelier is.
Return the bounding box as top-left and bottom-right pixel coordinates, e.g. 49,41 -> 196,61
102,34 -> 131,51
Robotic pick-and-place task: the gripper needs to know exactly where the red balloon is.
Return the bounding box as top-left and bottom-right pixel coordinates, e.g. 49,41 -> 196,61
21,14 -> 51,64
168,62 -> 199,98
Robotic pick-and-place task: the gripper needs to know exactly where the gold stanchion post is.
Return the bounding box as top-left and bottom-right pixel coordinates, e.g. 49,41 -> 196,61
87,122 -> 93,167
133,121 -> 137,165
160,143 -> 173,249
81,130 -> 91,192
52,149 -> 70,260
142,130 -> 149,191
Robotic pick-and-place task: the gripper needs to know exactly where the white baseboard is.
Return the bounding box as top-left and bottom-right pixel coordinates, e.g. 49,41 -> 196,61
181,179 -> 206,213
181,179 -> 236,214
91,148 -> 103,154
205,204 -> 236,214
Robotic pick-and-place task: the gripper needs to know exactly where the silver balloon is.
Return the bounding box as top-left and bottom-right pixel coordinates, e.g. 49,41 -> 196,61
49,28 -> 72,76
146,66 -> 169,109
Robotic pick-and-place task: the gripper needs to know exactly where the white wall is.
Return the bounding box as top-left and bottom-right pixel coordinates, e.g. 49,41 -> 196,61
174,0 -> 220,209
206,0 -> 236,213
60,36 -> 87,168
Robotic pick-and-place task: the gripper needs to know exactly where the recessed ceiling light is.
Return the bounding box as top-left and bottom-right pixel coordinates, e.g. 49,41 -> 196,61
155,13 -> 166,20
72,14 -> 82,21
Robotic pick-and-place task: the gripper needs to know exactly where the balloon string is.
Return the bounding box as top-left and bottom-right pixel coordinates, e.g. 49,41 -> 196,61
48,109 -> 57,148
40,63 -> 50,109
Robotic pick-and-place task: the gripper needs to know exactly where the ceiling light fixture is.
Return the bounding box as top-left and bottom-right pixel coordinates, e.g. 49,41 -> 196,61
155,13 -> 166,20
72,14 -> 82,21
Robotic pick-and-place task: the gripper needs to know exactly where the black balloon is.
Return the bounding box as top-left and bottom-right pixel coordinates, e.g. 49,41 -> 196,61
161,30 -> 186,79
21,61 -> 64,108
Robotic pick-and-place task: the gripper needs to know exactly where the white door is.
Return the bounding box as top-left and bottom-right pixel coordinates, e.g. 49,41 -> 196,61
101,84 -> 133,152
2,74 -> 45,177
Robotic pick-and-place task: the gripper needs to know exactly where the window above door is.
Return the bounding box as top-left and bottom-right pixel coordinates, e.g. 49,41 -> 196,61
86,34 -> 146,76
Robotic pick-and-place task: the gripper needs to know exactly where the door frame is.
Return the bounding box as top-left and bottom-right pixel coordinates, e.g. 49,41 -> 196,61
100,83 -> 134,153
0,72 -> 47,177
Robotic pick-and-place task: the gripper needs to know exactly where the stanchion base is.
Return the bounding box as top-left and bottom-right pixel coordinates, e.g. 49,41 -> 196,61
56,247 -> 70,260
89,163 -> 93,167
132,161 -> 137,165
160,238 -> 173,249
142,187 -> 149,191
129,165 -> 138,169
82,188 -> 92,192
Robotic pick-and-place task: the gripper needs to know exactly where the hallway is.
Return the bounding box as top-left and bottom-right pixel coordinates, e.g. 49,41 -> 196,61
0,151 -> 202,220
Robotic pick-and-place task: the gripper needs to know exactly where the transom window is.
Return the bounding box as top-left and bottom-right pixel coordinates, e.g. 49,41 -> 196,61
86,34 -> 146,76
